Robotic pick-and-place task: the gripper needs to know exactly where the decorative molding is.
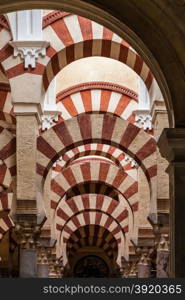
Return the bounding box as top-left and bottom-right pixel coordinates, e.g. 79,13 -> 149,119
0,11 -> 71,31
42,11 -> 71,28
14,223 -> 41,249
124,154 -> 138,168
9,40 -> 50,68
41,113 -> 60,130
134,109 -> 152,130
56,82 -> 138,102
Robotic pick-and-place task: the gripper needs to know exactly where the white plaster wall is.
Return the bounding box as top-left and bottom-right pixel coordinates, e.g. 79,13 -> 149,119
56,57 -> 139,93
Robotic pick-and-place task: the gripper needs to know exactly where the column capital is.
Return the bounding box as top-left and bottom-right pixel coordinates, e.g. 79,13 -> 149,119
158,128 -> 185,162
136,247 -> 153,265
134,109 -> 152,130
9,40 -> 50,69
157,234 -> 169,252
14,222 -> 41,249
37,247 -> 50,265
14,103 -> 43,124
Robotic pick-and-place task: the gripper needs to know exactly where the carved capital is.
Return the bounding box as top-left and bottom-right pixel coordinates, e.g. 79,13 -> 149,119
14,223 -> 41,249
134,110 -> 152,130
9,40 -> 50,68
37,247 -> 50,265
137,247 -> 153,265
157,234 -> 169,252
41,113 -> 61,131
124,154 -> 138,167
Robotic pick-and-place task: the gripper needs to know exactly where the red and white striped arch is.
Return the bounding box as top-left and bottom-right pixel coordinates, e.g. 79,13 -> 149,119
57,210 -> 126,266
52,143 -> 138,180
0,162 -> 13,213
51,160 -> 138,212
0,12 -> 153,93
66,225 -> 118,262
0,162 -> 12,188
0,215 -> 14,241
0,127 -> 15,240
54,194 -> 132,235
37,113 -> 157,212
56,82 -> 137,124
0,126 -> 16,178
42,13 -> 153,91
0,83 -> 14,124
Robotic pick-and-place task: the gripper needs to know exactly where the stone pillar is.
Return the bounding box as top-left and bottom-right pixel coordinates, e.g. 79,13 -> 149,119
156,234 -> 169,278
37,247 -> 49,278
158,128 -> 185,277
150,100 -> 169,225
15,223 -> 40,277
16,115 -> 38,219
137,248 -> 151,278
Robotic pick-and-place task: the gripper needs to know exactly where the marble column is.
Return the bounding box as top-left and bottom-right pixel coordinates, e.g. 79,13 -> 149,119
158,128 -> 185,277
